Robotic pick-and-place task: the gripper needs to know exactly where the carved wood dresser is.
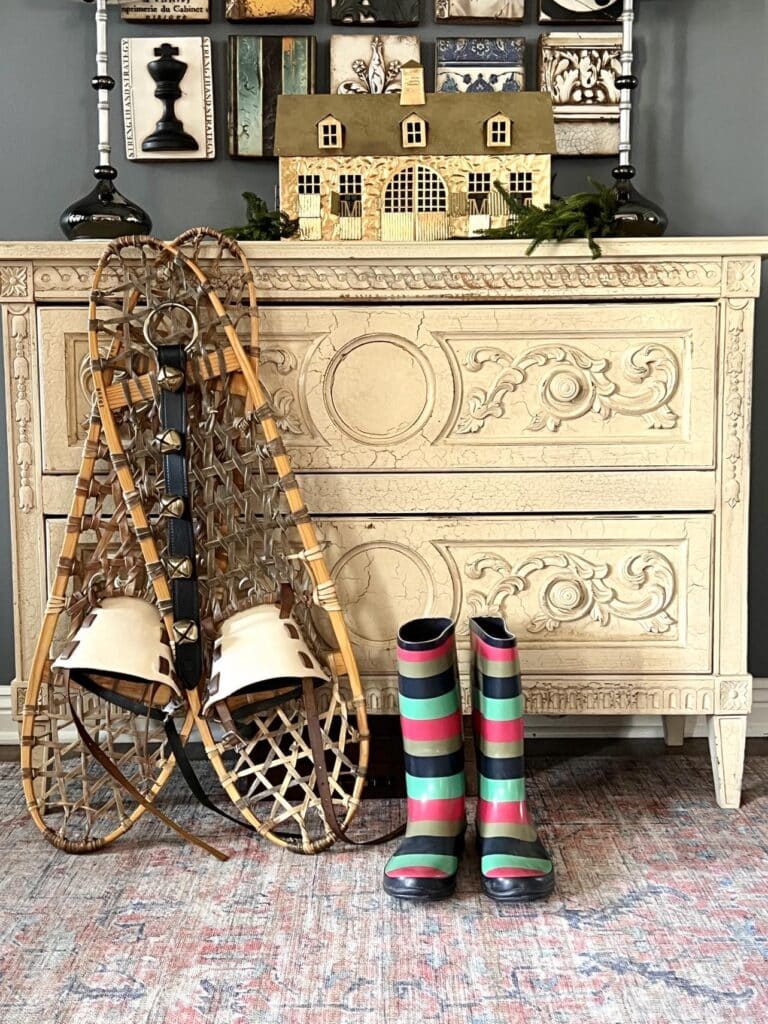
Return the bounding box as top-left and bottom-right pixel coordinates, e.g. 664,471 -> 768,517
2,239 -> 766,808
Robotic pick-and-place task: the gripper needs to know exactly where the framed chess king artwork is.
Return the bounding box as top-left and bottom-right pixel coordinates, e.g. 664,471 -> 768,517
120,0 -> 211,21
435,0 -> 524,23
539,0 -> 622,22
121,36 -> 215,160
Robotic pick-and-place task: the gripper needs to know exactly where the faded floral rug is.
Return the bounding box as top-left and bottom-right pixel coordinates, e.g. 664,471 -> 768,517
0,753 -> 766,1024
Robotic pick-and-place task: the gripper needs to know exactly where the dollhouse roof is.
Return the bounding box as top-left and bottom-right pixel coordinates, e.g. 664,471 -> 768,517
275,93 -> 556,158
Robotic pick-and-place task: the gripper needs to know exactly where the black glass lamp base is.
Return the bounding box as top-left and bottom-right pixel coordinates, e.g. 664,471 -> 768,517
60,178 -> 152,240
611,166 -> 668,238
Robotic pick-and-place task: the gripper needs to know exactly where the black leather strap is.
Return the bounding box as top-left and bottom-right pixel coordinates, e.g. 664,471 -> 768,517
158,344 -> 201,691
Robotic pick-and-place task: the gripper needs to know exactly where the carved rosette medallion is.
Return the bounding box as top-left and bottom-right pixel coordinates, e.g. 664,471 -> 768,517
465,549 -> 677,635
0,265 -> 29,298
8,306 -> 35,512
717,678 -> 752,714
456,343 -> 679,435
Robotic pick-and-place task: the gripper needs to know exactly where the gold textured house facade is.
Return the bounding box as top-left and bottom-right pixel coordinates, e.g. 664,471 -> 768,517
275,90 -> 556,241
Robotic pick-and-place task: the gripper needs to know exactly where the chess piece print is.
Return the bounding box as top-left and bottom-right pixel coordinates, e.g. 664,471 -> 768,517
142,42 -> 199,152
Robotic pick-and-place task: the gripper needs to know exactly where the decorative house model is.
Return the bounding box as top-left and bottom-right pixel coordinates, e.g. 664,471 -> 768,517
274,63 -> 556,241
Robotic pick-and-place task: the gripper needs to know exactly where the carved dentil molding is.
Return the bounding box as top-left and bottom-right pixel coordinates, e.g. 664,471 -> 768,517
360,679 -> 719,715
723,300 -> 748,508
8,306 -> 35,513
464,548 -> 677,635
456,342 -> 679,435
0,265 -> 29,298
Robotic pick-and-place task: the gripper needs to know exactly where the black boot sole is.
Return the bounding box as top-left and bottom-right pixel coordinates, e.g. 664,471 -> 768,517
480,872 -> 555,903
382,874 -> 458,902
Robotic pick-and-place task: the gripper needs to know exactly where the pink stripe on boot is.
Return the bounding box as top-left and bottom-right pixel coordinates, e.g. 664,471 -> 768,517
472,635 -> 519,662
478,799 -> 530,826
401,711 -> 462,742
397,635 -> 454,662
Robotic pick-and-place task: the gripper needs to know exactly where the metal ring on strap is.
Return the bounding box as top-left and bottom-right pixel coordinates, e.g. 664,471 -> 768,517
143,302 -> 200,354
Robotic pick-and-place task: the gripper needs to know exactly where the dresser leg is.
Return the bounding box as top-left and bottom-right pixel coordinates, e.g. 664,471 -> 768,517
662,715 -> 686,747
707,715 -> 747,809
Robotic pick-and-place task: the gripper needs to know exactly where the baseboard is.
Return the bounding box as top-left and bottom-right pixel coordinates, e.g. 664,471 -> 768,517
1,679 -> 766,746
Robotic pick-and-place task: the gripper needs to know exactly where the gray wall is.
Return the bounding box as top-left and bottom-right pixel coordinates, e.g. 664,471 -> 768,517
0,0 -> 767,681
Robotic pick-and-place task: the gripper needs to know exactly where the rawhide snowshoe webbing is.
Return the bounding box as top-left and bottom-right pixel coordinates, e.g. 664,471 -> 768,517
22,229 -> 370,857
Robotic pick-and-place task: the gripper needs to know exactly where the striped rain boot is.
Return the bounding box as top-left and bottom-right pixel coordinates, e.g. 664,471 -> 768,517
471,616 -> 555,902
383,617 -> 466,902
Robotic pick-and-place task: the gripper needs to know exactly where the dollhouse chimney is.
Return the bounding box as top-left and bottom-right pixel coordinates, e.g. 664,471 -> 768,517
400,61 -> 426,106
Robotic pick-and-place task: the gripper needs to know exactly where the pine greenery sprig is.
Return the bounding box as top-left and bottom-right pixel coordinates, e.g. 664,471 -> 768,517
482,178 -> 618,259
222,192 -> 299,242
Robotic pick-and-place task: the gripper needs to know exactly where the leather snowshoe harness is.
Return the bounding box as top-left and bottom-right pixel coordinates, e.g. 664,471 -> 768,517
20,230 -> 388,858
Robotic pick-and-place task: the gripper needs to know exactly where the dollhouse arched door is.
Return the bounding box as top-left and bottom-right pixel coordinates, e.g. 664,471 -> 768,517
381,165 -> 450,241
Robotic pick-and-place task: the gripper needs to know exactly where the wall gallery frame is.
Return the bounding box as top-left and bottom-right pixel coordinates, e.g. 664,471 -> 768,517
121,36 -> 215,160
225,0 -> 316,20
229,36 -> 316,158
435,0 -> 523,23
330,34 -> 420,94
120,0 -> 211,21
330,0 -> 420,27
435,37 -> 525,93
539,0 -> 622,21
538,31 -> 622,156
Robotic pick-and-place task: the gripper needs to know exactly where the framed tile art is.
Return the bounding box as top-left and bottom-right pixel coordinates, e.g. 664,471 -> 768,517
538,31 -> 622,156
120,0 -> 211,21
225,0 -> 315,21
121,36 -> 215,160
229,36 -> 315,158
330,0 -> 420,27
435,0 -> 524,24
330,34 -> 420,94
435,37 -> 525,93
539,0 -> 622,22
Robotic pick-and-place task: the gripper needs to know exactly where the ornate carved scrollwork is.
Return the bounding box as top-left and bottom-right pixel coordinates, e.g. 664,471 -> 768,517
465,548 -> 677,634
260,347 -> 303,435
723,300 -> 747,508
456,343 -> 679,434
8,306 -> 35,512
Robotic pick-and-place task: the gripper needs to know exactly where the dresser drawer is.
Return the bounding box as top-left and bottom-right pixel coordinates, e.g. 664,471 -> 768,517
255,303 -> 718,472
38,302 -> 718,475
315,514 -> 714,677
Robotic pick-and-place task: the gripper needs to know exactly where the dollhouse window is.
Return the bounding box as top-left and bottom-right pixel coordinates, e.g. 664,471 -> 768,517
318,117 -> 342,150
298,174 -> 321,195
468,172 -> 491,214
339,174 -> 363,217
508,171 -> 533,204
486,115 -> 511,148
401,115 -> 427,149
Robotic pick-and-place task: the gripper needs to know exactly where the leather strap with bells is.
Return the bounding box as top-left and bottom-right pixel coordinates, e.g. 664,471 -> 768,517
153,333 -> 201,693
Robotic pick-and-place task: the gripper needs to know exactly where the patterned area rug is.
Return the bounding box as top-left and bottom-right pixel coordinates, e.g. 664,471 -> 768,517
1,754 -> 766,1024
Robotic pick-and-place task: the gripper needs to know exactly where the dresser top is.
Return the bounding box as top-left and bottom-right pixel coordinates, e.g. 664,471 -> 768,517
1,237 -> 767,260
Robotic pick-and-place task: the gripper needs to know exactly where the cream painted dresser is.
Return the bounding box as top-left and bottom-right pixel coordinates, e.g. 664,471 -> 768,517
2,239 -> 766,808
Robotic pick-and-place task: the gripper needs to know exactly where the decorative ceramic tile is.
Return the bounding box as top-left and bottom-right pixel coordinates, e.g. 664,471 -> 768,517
225,0 -> 315,21
121,36 -> 215,160
435,0 -> 524,23
539,0 -> 622,22
538,31 -> 621,156
330,0 -> 419,26
435,37 -> 524,93
229,36 -> 315,158
120,0 -> 210,21
330,34 -> 420,94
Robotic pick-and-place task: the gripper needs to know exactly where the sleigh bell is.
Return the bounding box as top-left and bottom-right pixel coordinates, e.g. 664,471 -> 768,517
203,604 -> 330,716
52,596 -> 181,709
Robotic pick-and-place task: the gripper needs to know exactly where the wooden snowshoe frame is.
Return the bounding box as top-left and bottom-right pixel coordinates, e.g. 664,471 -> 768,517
21,229 -> 369,855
